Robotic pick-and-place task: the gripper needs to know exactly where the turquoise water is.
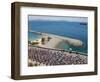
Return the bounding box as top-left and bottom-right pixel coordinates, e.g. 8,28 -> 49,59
56,42 -> 70,50
28,18 -> 88,54
28,32 -> 42,41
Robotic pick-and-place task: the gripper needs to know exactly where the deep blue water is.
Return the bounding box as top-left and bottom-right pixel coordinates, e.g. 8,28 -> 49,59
28,20 -> 88,54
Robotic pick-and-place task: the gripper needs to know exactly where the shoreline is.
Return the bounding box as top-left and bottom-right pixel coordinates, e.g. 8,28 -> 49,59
28,31 -> 87,54
29,30 -> 83,47
29,45 -> 87,56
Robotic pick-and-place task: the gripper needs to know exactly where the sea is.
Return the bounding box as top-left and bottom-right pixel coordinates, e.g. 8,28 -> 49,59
28,20 -> 88,54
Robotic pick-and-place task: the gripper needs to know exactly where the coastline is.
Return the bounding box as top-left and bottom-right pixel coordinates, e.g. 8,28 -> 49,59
28,30 -> 87,53
29,30 -> 83,47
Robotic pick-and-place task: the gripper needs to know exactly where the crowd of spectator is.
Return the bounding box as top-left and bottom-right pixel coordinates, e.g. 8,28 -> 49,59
28,46 -> 87,66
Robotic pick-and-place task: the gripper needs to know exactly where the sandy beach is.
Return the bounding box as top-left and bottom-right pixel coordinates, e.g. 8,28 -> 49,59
29,31 -> 84,51
40,37 -> 63,49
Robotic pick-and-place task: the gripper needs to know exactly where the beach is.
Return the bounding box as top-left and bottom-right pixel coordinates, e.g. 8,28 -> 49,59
29,19 -> 88,53
40,37 -> 62,48
29,30 -> 84,50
